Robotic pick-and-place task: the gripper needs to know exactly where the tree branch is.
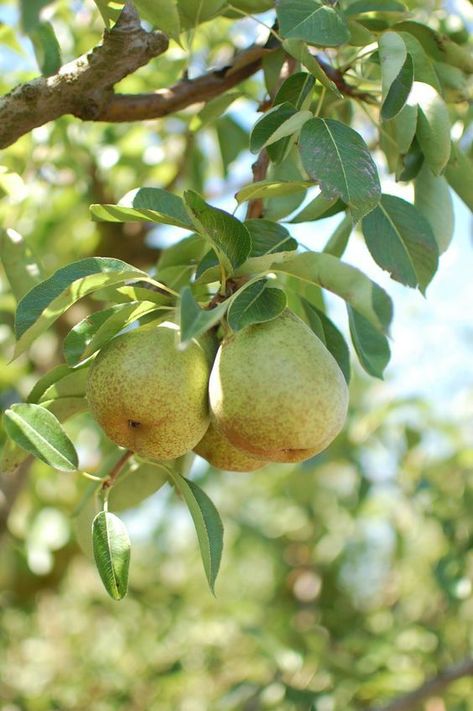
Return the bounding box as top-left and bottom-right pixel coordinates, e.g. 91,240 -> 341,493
367,657 -> 473,711
0,3 -> 169,149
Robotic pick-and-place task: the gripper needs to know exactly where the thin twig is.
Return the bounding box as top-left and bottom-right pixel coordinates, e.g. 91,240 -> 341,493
101,450 -> 133,491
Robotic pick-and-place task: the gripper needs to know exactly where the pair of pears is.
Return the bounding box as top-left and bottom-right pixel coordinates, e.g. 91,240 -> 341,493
86,311 -> 348,472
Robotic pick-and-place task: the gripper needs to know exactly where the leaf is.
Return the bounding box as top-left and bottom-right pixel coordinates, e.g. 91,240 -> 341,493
158,234 -> 206,270
273,252 -> 393,334
191,91 -> 240,131
379,35 -> 413,119
177,0 -> 225,29
90,188 -> 193,230
250,104 -> 312,153
108,461 -> 170,512
183,191 -> 251,273
195,250 -> 221,283
282,39 -> 343,97
273,72 -> 316,109
323,214 -> 352,258
362,194 -> 439,292
390,103 -> 418,154
348,307 -> 391,379
20,0 -> 54,31
38,368 -> 89,402
444,144 -> 473,212
299,118 -> 381,222
245,220 -> 298,257
227,280 -> 287,331
93,0 -> 125,28
301,299 -> 350,383
394,20 -> 473,73
92,511 -> 130,601
0,228 -> 43,301
277,0 -> 350,47
235,180 -> 311,204
167,469 -> 223,593
42,397 -> 88,421
346,0 -> 406,15
414,163 -> 454,254
3,403 -> 79,472
27,364 -> 76,403
411,83 -> 451,175
63,301 -> 164,367
29,21 -> 61,76
379,32 -> 407,95
290,194 -> 344,223
398,32 -> 441,91
179,287 -> 228,345
134,0 -> 180,40
13,257 -> 156,359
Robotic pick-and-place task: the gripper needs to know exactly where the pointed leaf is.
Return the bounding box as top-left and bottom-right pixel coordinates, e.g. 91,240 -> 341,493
90,188 -> 193,230
0,228 -> 44,301
382,53 -> 413,120
362,194 -> 439,292
299,118 -> 381,222
235,180 -> 311,204
323,214 -> 352,257
168,470 -> 223,593
290,194 -> 344,223
27,364 -> 81,403
444,144 -> 473,212
179,287 -> 228,345
414,163 -> 454,254
412,82 -> 451,175
93,511 -> 130,600
93,0 -> 125,28
277,0 -> 350,47
227,280 -> 287,331
14,257 -> 156,358
282,39 -> 342,97
134,0 -> 180,40
348,307 -> 391,379
3,403 -> 78,471
30,20 -> 61,76
379,31 -> 407,97
245,220 -> 298,257
273,252 -> 393,334
273,72 -> 316,109
183,191 -> 251,273
250,104 -> 312,153
301,299 -> 350,383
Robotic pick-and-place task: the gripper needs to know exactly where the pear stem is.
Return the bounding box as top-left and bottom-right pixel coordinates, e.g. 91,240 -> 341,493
101,450 -> 133,492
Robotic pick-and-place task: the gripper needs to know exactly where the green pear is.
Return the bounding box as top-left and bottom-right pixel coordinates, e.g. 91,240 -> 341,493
209,310 -> 348,463
87,322 -> 210,460
194,421 -> 267,472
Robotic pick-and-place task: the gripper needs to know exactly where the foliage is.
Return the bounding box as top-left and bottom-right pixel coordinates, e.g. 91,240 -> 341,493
0,0 -> 472,706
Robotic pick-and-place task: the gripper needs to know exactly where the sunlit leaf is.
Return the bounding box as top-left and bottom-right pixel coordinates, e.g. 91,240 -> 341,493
93,511 -> 130,600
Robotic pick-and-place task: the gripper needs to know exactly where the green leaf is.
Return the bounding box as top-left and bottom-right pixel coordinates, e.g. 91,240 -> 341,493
227,280 -> 287,331
277,0 -> 350,47
300,299 -> 350,383
27,364 -> 77,403
290,194 -> 344,224
273,252 -> 393,334
134,0 -> 180,40
179,287 -> 228,345
92,511 -> 130,601
362,194 -> 439,292
390,103 -> 418,154
235,180 -> 311,204
183,191 -> 251,273
398,32 -> 441,91
0,228 -> 44,301
29,21 -> 61,76
191,91 -> 241,131
282,39 -> 343,98
90,188 -> 193,230
158,234 -> 206,270
250,103 -> 312,154
346,0 -> 406,15
444,144 -> 473,212
273,72 -> 316,109
13,258 -> 154,359
177,0 -> 225,29
20,0 -> 54,31
379,34 -> 413,119
245,220 -> 298,258
414,163 -> 454,254
63,301 -> 165,367
42,397 -> 88,421
93,0 -> 125,28
348,307 -> 391,379
394,20 -> 473,73
167,469 -> 223,593
323,214 -> 352,258
412,82 -> 451,175
299,118 -> 381,222
3,403 -> 79,472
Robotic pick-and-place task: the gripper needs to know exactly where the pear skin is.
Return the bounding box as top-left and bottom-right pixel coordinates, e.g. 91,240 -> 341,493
194,421 -> 267,472
87,322 -> 210,460
209,310 -> 348,463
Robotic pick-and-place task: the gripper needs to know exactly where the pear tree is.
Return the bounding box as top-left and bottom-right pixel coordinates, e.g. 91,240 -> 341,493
0,0 -> 472,601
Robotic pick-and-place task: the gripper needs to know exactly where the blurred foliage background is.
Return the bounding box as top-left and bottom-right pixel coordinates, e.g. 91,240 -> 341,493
1,0 -> 473,709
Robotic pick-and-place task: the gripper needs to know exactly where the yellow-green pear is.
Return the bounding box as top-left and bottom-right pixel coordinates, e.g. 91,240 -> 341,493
87,322 -> 210,460
194,421 -> 267,472
209,310 -> 348,463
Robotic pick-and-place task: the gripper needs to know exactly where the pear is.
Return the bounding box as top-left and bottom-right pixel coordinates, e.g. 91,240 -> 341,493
194,421 -> 267,472
209,310 -> 348,463
87,322 -> 210,460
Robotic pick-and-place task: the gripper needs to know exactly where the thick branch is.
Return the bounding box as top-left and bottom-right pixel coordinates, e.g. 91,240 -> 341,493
0,4 -> 168,148
367,658 -> 473,711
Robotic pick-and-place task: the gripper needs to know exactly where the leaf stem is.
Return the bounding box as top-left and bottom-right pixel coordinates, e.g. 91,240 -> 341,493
101,450 -> 133,492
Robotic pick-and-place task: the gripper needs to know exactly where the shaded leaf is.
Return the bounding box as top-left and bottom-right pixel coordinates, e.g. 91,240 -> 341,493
412,82 -> 451,175
444,143 -> 473,212
179,287 -> 228,345
301,298 -> 350,383
235,180 -> 311,204
282,39 -> 342,97
227,280 -> 287,331
348,307 -> 391,379
250,104 -> 312,153
362,194 -> 439,292
134,0 -> 180,40
277,0 -> 350,47
346,0 -> 406,15
323,214 -> 352,258
90,188 -> 193,229
382,53 -> 413,120
299,118 -> 381,222
167,469 -> 223,593
3,403 -> 78,472
290,194 -> 344,223
414,163 -> 454,254
93,0 -> 125,28
93,511 -> 130,600
0,228 -> 43,301
30,21 -> 61,76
